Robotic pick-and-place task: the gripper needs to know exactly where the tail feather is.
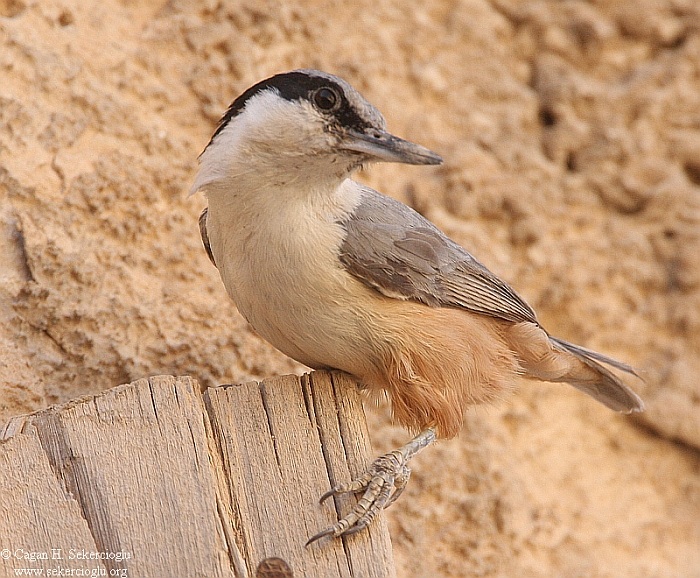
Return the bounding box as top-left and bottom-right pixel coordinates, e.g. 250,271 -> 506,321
549,337 -> 640,377
550,337 -> 644,413
507,323 -> 644,413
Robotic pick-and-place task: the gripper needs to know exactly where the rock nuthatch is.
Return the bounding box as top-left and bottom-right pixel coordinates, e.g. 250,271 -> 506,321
189,69 -> 644,544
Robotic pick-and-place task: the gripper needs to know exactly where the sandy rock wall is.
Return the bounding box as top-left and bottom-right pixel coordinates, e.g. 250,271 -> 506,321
1,1 -> 698,577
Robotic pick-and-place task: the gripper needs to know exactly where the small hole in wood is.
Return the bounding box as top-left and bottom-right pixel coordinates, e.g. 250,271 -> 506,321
256,557 -> 293,578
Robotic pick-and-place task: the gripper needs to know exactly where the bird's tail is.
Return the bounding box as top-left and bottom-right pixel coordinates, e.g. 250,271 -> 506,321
506,322 -> 644,413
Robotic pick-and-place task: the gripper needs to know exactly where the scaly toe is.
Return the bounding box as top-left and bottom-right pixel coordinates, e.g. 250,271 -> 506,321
318,471 -> 374,504
307,429 -> 437,545
306,451 -> 410,545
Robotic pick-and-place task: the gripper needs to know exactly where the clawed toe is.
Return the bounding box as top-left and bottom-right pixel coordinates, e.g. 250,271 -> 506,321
306,451 -> 411,546
306,428 -> 436,546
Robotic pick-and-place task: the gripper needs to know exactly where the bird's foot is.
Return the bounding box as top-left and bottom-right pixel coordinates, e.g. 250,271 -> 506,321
306,427 -> 436,546
305,450 -> 410,545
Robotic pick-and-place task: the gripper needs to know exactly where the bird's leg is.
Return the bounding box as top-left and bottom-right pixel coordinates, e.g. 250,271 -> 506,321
306,427 -> 437,545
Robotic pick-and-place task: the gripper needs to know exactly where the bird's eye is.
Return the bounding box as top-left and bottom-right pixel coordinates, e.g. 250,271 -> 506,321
313,87 -> 340,111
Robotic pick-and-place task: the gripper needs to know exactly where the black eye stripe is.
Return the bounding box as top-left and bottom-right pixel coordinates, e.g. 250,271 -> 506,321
203,71 -> 372,153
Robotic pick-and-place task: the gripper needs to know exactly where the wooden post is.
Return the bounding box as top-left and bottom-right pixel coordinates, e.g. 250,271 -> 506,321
0,372 -> 395,578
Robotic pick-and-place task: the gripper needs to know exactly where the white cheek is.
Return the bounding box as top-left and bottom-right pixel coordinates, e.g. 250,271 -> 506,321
190,92 -> 336,195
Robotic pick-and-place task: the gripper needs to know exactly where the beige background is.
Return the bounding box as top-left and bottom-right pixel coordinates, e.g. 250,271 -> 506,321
1,0 -> 699,576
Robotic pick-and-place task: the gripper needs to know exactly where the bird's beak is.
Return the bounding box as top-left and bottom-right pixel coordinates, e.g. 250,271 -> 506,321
339,128 -> 442,166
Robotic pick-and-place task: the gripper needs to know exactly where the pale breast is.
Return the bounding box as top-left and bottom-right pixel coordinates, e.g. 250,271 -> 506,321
205,179 -> 372,370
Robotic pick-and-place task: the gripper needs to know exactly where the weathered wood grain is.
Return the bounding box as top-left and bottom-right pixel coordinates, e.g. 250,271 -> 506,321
0,372 -> 395,578
205,371 -> 395,577
0,430 -> 106,575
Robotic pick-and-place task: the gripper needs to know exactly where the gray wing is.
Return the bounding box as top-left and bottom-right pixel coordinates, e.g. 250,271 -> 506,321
339,189 -> 538,324
199,208 -> 217,267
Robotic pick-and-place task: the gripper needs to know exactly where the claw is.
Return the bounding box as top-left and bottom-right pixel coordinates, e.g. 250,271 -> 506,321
318,489 -> 336,504
306,428 -> 437,546
305,528 -> 336,547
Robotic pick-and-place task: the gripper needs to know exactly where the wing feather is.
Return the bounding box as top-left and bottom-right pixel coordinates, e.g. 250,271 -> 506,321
199,208 -> 217,267
339,189 -> 537,324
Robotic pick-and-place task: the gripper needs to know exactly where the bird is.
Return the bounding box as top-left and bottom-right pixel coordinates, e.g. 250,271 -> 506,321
189,69 -> 644,545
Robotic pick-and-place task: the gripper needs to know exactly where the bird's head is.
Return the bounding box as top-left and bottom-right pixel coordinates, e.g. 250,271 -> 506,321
189,69 -> 442,195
